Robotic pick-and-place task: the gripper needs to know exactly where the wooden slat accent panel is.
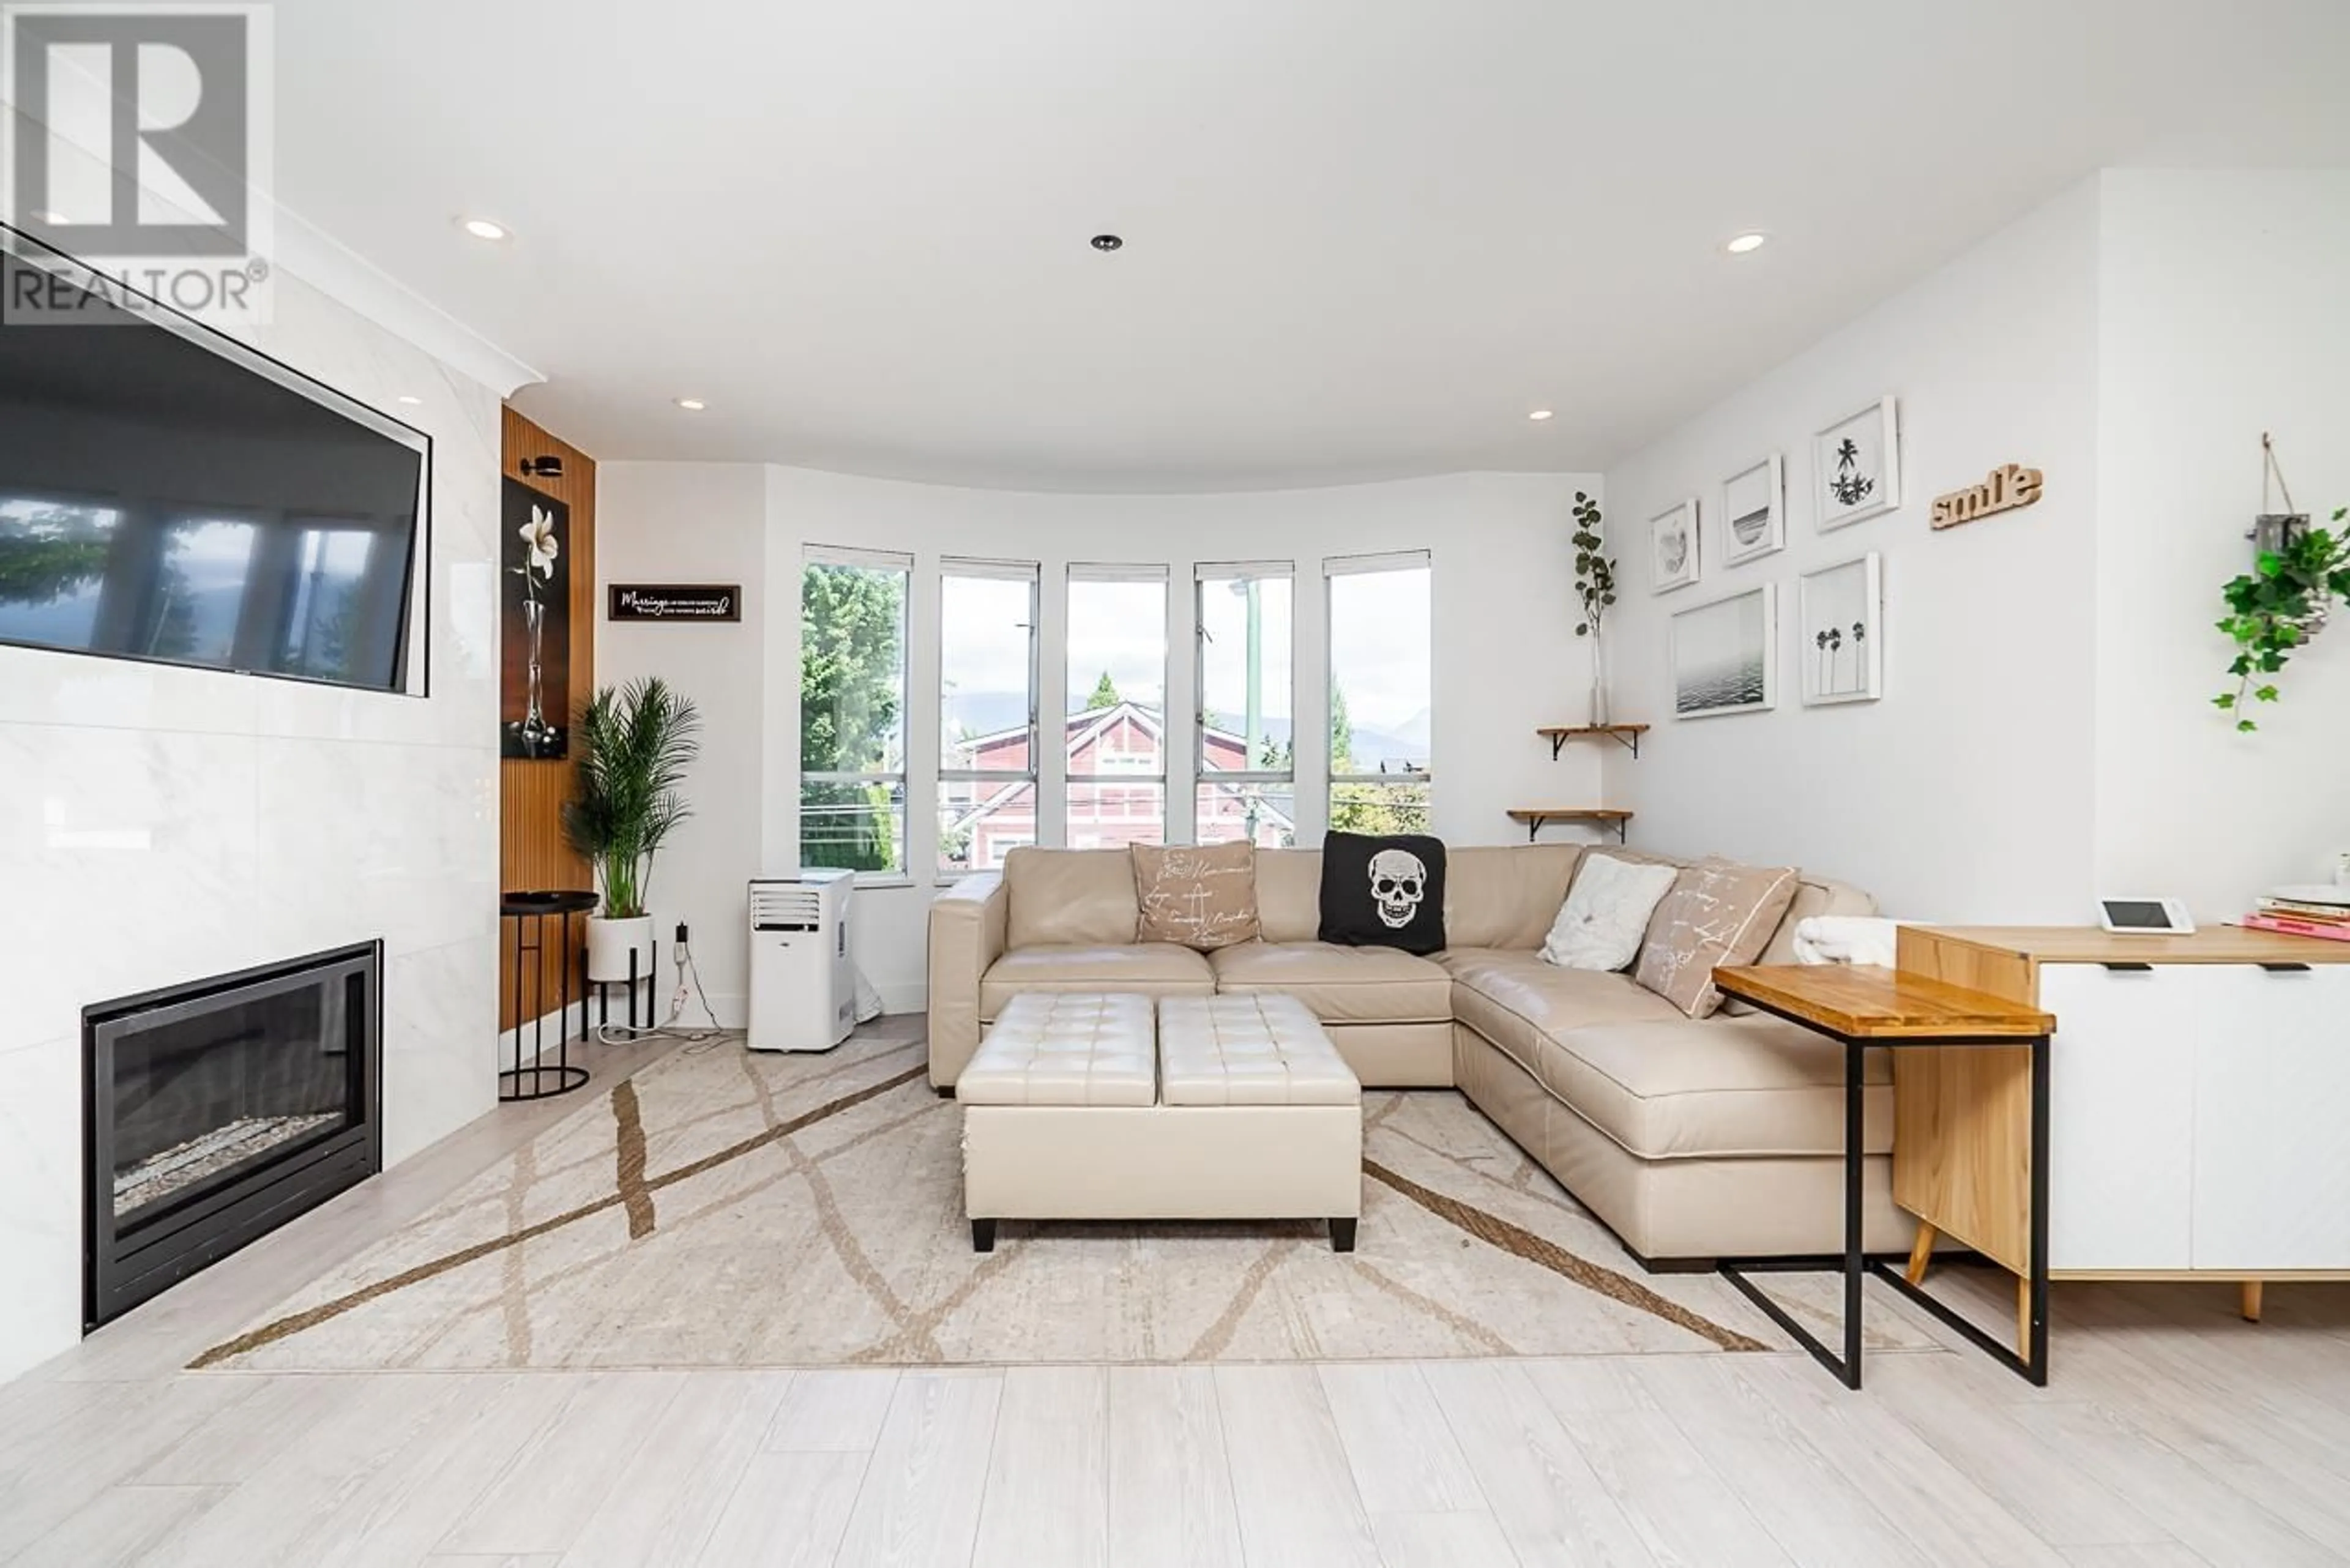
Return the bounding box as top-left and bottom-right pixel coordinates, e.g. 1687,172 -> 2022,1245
1891,926 -> 2040,1276
499,408 -> 597,1030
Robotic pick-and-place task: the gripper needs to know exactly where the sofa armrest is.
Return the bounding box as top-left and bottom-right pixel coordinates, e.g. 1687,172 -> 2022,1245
928,872 -> 1009,1087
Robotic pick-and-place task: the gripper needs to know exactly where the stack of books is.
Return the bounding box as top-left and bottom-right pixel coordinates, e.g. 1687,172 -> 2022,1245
2243,887 -> 2350,943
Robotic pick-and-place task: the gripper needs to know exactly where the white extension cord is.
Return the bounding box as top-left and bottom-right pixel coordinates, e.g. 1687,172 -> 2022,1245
594,925 -> 736,1052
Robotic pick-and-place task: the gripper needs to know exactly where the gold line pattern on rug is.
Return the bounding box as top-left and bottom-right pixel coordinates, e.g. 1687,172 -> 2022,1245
611,1079 -> 658,1240
188,1062 -> 928,1368
1362,1158 -> 1770,1353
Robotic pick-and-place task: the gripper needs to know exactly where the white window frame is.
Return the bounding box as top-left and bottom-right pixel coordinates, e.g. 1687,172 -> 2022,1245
1064,562 -> 1169,845
936,557 -> 1039,879
800,544 -> 913,881
1324,550 -> 1433,819
1195,560 -> 1295,845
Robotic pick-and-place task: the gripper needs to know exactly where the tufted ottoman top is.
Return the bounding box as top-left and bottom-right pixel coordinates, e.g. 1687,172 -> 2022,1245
957,993 -> 1158,1107
1156,994 -> 1361,1107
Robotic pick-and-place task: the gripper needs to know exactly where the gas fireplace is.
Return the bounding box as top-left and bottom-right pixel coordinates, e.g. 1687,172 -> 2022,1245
84,943 -> 382,1329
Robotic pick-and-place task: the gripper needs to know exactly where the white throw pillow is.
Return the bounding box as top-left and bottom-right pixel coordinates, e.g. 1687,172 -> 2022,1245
1540,854 -> 1681,971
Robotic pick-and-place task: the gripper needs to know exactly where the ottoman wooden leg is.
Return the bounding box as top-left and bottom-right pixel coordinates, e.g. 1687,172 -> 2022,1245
1330,1218 -> 1357,1253
972,1219 -> 996,1253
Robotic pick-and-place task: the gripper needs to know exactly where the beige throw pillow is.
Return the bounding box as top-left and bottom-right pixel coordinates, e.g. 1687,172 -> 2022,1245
1633,857 -> 1800,1017
1132,842 -> 1261,949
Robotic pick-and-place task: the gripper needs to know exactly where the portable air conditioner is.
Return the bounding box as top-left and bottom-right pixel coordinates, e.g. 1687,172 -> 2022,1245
747,871 -> 856,1052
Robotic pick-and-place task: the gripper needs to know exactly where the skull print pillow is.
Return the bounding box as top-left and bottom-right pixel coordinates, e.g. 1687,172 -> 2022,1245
1317,831 -> 1448,955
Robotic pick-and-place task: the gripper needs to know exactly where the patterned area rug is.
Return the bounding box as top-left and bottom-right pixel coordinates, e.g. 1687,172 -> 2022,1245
196,1026 -> 1934,1370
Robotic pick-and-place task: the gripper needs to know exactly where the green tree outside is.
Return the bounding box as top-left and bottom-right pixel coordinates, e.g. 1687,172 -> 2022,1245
800,562 -> 905,872
1086,670 -> 1122,711
1327,679 -> 1430,836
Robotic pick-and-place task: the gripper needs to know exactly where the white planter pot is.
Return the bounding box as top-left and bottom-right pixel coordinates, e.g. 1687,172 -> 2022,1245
586,914 -> 655,984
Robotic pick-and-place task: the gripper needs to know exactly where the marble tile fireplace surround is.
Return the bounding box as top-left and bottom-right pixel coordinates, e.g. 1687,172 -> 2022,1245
0,269 -> 510,1383
84,943 -> 384,1329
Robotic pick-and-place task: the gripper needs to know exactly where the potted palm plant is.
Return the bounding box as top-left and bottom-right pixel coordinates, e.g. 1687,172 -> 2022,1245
561,676 -> 701,982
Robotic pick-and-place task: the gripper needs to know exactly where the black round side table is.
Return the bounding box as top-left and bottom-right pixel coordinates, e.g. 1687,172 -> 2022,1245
500,889 -> 598,1101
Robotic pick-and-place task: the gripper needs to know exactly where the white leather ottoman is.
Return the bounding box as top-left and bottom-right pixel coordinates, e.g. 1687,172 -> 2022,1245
958,991 -> 1363,1252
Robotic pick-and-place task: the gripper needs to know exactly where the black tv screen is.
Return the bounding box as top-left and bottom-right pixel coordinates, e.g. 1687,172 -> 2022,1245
0,246 -> 428,692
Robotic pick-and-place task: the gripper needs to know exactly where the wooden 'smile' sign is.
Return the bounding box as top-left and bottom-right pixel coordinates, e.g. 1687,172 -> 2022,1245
1931,463 -> 2043,530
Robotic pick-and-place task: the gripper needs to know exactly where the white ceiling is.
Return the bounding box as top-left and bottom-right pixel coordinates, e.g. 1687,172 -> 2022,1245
267,0 -> 2350,491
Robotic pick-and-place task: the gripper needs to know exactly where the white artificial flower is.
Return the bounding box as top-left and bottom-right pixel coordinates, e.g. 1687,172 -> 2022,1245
520,506 -> 561,579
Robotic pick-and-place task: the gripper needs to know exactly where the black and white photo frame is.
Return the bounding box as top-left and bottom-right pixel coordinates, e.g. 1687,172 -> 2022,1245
1720,454 -> 1784,566
1813,396 -> 1900,531
1671,582 -> 1777,719
1799,551 -> 1883,705
1649,497 -> 1700,594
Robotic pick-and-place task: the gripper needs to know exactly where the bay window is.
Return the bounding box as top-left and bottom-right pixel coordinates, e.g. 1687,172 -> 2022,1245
1326,552 -> 1432,836
1195,562 -> 1296,847
937,559 -> 1039,875
800,547 -> 910,875
1065,564 -> 1168,848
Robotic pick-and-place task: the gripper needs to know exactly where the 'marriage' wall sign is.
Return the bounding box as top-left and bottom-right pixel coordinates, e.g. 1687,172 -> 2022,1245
1931,463 -> 2043,530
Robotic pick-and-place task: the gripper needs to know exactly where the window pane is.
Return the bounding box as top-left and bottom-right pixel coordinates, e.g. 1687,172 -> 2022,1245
1329,565 -> 1431,780
800,780 -> 906,874
938,782 -> 1035,874
0,495 -> 122,651
1329,778 -> 1431,837
141,518 -> 256,664
1199,573 -> 1292,774
800,560 -> 907,775
1196,781 -> 1296,848
277,526 -> 376,682
941,572 -> 1035,772
1066,576 -> 1165,772
1066,780 -> 1165,850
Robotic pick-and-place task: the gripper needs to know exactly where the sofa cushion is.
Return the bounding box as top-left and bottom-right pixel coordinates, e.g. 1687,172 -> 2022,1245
980,943 -> 1215,1019
1318,831 -> 1447,954
1132,841 -> 1260,949
1255,849 -> 1324,943
1445,843 -> 1589,949
1440,950 -> 1686,1083
1542,1018 -> 1892,1160
1539,853 -> 1679,971
1209,941 -> 1452,1024
1003,848 -> 1140,948
1633,858 -> 1800,1018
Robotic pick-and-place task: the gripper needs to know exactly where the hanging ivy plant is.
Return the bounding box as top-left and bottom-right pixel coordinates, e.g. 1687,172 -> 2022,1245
2215,506 -> 2350,731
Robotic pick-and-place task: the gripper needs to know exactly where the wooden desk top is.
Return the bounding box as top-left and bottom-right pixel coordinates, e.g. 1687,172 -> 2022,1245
1712,963 -> 2056,1040
1912,925 -> 2350,966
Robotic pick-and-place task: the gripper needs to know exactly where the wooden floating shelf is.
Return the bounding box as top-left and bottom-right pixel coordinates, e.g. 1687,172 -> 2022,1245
1507,807 -> 1633,845
1535,723 -> 1650,760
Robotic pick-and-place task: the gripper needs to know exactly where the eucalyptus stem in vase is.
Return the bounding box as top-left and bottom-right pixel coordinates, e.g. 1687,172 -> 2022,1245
1572,491 -> 1618,724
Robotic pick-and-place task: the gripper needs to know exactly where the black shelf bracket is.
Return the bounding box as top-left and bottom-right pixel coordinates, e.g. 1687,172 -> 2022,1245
2259,961 -> 2313,973
1548,728 -> 1643,762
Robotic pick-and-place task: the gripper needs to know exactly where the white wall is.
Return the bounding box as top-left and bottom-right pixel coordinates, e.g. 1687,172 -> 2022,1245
595,463 -> 770,1023
597,463 -> 1600,1010
0,273 -> 503,1381
2094,169 -> 2350,917
1600,183 -> 2106,920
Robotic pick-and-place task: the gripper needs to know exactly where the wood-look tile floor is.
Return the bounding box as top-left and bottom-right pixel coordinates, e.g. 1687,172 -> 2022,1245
7,1026 -> 2350,1567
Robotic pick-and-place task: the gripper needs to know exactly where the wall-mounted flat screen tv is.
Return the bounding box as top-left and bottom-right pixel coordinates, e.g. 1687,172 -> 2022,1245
0,240 -> 429,693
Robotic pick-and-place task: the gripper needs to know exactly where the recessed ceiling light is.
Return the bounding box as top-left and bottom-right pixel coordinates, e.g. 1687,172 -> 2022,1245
1089,233 -> 1123,252
460,217 -> 511,242
395,394 -> 423,406
1725,231 -> 1769,255
1528,409 -> 1554,421
674,397 -> 707,411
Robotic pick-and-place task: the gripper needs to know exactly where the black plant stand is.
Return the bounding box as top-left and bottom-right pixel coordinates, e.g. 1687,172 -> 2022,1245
499,890 -> 597,1101
591,938 -> 660,1036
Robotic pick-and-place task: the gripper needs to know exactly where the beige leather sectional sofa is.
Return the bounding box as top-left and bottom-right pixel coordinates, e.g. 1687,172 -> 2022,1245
928,843 -> 1914,1265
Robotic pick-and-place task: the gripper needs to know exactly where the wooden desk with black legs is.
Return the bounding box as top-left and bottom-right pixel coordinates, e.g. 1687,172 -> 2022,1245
1709,963 -> 2056,1389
